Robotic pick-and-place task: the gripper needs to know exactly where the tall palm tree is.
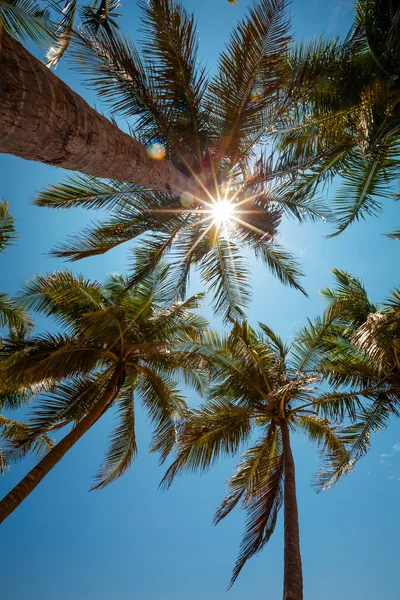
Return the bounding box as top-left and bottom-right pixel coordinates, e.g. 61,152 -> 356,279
292,268 -> 400,489
0,268 -> 207,523
0,200 -> 52,474
162,321 -> 349,600
274,0 -> 400,237
34,0 -> 328,321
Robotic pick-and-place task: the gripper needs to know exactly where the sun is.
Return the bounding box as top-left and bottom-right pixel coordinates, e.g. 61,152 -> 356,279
212,200 -> 235,224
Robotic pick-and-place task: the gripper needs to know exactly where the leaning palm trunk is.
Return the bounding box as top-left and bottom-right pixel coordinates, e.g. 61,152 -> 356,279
281,420 -> 303,600
0,28 -> 189,196
0,365 -> 123,524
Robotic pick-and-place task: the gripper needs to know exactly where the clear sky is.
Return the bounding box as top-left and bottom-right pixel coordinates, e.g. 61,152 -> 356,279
1,1 -> 399,599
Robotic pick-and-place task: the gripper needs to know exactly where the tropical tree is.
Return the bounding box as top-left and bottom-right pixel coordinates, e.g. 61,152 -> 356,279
0,200 -> 52,474
0,268 -> 207,523
162,321 -> 349,600
34,0 -> 330,321
293,268 -> 400,488
274,0 -> 400,237
0,0 -> 121,61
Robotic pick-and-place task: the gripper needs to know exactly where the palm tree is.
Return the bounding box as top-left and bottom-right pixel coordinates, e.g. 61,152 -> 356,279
34,0 -> 329,320
0,200 -> 52,473
162,321 -> 349,600
293,268 -> 400,489
274,0 -> 400,237
0,268 -> 207,523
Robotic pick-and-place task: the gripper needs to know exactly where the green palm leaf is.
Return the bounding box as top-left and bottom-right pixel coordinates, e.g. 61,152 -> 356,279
0,0 -> 54,45
91,385 -> 137,490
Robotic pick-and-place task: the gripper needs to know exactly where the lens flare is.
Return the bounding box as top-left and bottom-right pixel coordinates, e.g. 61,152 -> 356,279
146,141 -> 166,160
212,200 -> 235,223
250,84 -> 264,104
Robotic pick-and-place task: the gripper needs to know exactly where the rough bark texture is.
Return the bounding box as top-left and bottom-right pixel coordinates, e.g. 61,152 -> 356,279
0,365 -> 123,524
0,29 -> 190,195
281,419 -> 303,600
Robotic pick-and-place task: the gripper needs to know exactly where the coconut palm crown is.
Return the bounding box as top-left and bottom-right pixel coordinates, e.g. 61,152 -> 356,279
293,268 -> 400,489
274,0 -> 400,237
35,0 -> 329,321
162,321 -> 349,598
0,268 -> 207,522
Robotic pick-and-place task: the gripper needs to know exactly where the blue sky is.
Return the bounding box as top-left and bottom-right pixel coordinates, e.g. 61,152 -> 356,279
1,1 -> 399,598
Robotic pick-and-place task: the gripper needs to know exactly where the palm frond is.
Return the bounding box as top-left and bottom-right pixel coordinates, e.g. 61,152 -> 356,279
91,385 -> 137,490
70,27 -> 168,141
0,414 -> 54,472
0,0 -> 54,45
46,0 -> 77,68
80,0 -> 121,34
19,270 -> 106,329
160,399 -> 254,488
200,238 -> 250,322
0,334 -> 104,386
207,0 -> 290,166
0,200 -> 16,253
254,239 -> 307,295
35,175 -> 143,211
139,0 -> 209,170
0,292 -> 32,333
137,367 -> 187,463
228,445 -> 283,586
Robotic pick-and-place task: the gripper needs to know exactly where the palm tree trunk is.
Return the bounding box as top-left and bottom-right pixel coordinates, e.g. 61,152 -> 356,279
280,419 -> 303,600
0,364 -> 123,524
0,28 -> 189,196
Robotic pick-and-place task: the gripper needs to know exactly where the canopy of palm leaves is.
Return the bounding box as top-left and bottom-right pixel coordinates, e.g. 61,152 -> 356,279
0,0 -> 120,64
293,268 -> 400,489
0,268 -> 207,488
274,0 -> 400,237
34,0 -> 332,321
0,200 -> 48,473
0,0 -> 54,45
161,320 -> 349,585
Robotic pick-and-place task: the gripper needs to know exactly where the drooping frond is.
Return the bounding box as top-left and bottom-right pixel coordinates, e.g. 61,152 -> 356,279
24,373 -> 111,441
315,391 -> 397,491
46,0 -> 78,68
199,238 -> 250,322
330,149 -> 394,236
137,367 -> 187,463
253,239 -> 307,295
160,399 -> 254,488
321,267 -> 376,327
91,385 -> 137,490
0,414 -> 53,473
227,428 -> 283,586
258,322 -> 290,359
